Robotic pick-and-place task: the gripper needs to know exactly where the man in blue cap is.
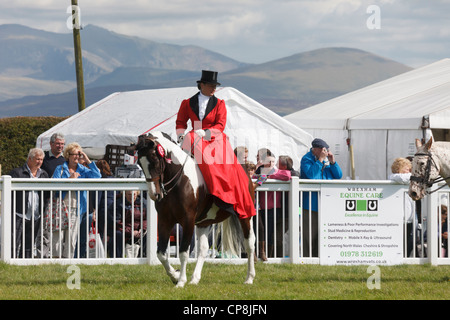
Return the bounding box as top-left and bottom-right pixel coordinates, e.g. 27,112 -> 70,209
300,138 -> 342,257
301,138 -> 342,180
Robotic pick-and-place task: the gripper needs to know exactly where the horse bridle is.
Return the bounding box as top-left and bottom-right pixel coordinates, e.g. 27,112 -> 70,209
138,133 -> 202,200
410,151 -> 449,194
144,143 -> 188,199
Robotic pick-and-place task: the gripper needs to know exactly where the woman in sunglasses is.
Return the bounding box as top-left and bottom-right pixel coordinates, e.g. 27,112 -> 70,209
50,142 -> 101,258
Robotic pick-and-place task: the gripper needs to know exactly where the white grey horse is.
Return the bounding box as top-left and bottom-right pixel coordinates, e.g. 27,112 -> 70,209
409,137 -> 450,201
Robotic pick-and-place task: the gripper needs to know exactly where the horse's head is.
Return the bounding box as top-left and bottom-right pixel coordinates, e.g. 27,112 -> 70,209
136,133 -> 168,202
409,137 -> 440,200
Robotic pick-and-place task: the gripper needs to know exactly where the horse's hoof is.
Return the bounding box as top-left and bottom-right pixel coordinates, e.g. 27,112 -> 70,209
169,270 -> 180,284
175,281 -> 186,288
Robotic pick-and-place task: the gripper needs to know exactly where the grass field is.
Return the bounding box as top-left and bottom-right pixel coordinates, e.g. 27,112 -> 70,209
0,262 -> 448,301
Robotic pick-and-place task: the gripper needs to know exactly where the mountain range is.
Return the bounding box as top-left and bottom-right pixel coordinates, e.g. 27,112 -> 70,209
0,24 -> 413,117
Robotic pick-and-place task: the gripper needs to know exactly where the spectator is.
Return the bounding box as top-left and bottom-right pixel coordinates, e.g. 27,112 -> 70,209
42,133 -> 66,177
244,161 -> 259,191
243,159 -> 262,259
278,155 -> 300,177
441,205 -> 448,258
258,159 -> 291,258
389,157 -> 417,257
91,159 -> 117,257
38,133 -> 66,257
254,153 -> 281,259
8,148 -> 49,258
300,138 -> 342,257
115,190 -> 147,258
277,155 -> 298,256
245,161 -> 256,178
234,146 -> 248,165
259,155 -> 277,175
51,142 -> 101,258
255,148 -> 274,174
254,154 -> 276,260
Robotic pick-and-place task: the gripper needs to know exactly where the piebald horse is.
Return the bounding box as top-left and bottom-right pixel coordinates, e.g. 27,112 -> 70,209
136,131 -> 256,287
409,137 -> 450,201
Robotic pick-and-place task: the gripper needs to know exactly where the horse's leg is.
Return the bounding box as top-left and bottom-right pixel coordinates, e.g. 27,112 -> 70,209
157,223 -> 179,284
190,226 -> 210,285
176,222 -> 195,288
240,217 -> 256,284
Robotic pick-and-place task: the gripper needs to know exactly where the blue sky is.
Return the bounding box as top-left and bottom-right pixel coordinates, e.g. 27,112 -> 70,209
1,0 -> 450,67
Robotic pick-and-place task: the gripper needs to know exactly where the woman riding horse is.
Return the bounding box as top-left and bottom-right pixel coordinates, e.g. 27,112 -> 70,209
176,70 -> 256,220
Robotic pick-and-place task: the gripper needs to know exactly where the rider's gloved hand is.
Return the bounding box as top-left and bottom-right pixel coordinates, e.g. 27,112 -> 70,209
177,133 -> 185,144
195,129 -> 206,137
195,129 -> 212,141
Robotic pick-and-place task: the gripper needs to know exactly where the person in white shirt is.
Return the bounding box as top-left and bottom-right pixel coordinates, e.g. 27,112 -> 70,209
389,157 -> 417,257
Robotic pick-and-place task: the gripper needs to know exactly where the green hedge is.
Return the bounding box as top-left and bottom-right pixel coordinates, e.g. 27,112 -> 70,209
0,117 -> 67,174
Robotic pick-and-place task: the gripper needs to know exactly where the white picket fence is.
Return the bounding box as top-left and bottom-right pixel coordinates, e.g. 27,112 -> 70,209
1,175 -> 448,266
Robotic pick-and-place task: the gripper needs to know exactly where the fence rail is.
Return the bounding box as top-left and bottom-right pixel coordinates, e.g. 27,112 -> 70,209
1,176 -> 448,266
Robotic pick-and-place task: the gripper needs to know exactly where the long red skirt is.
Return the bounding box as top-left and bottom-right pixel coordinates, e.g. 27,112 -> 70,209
182,131 -> 256,219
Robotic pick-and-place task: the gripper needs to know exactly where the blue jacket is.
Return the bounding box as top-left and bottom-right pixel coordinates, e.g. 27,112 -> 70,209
52,161 -> 101,216
300,149 -> 343,211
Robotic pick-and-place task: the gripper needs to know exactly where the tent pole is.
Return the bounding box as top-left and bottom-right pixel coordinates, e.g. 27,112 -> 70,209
347,129 -> 356,180
349,144 -> 356,180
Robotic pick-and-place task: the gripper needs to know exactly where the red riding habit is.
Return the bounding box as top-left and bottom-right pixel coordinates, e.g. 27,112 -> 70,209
176,93 -> 256,219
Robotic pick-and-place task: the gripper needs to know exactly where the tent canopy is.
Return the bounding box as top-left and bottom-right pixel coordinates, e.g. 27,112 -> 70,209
285,58 -> 450,130
284,59 -> 450,180
37,87 -> 313,169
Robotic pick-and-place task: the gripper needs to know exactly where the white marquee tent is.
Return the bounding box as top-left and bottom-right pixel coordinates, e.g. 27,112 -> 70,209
284,59 -> 450,180
37,87 -> 313,170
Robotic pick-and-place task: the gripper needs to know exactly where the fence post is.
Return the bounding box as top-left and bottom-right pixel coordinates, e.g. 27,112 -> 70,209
289,177 -> 300,264
147,198 -> 159,265
427,188 -> 438,266
1,176 -> 12,263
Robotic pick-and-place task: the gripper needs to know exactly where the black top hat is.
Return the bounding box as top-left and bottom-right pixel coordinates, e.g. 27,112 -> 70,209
197,70 -> 221,86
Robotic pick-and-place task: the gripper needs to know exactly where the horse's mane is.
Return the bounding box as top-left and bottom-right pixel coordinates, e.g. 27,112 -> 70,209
150,130 -> 204,188
161,132 -> 176,144
149,131 -> 176,146
150,131 -> 190,165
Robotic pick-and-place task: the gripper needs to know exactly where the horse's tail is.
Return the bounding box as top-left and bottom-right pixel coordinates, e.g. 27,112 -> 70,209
217,172 -> 255,258
218,213 -> 244,258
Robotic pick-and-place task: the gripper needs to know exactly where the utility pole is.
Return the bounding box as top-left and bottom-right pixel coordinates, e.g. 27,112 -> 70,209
71,0 -> 85,112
